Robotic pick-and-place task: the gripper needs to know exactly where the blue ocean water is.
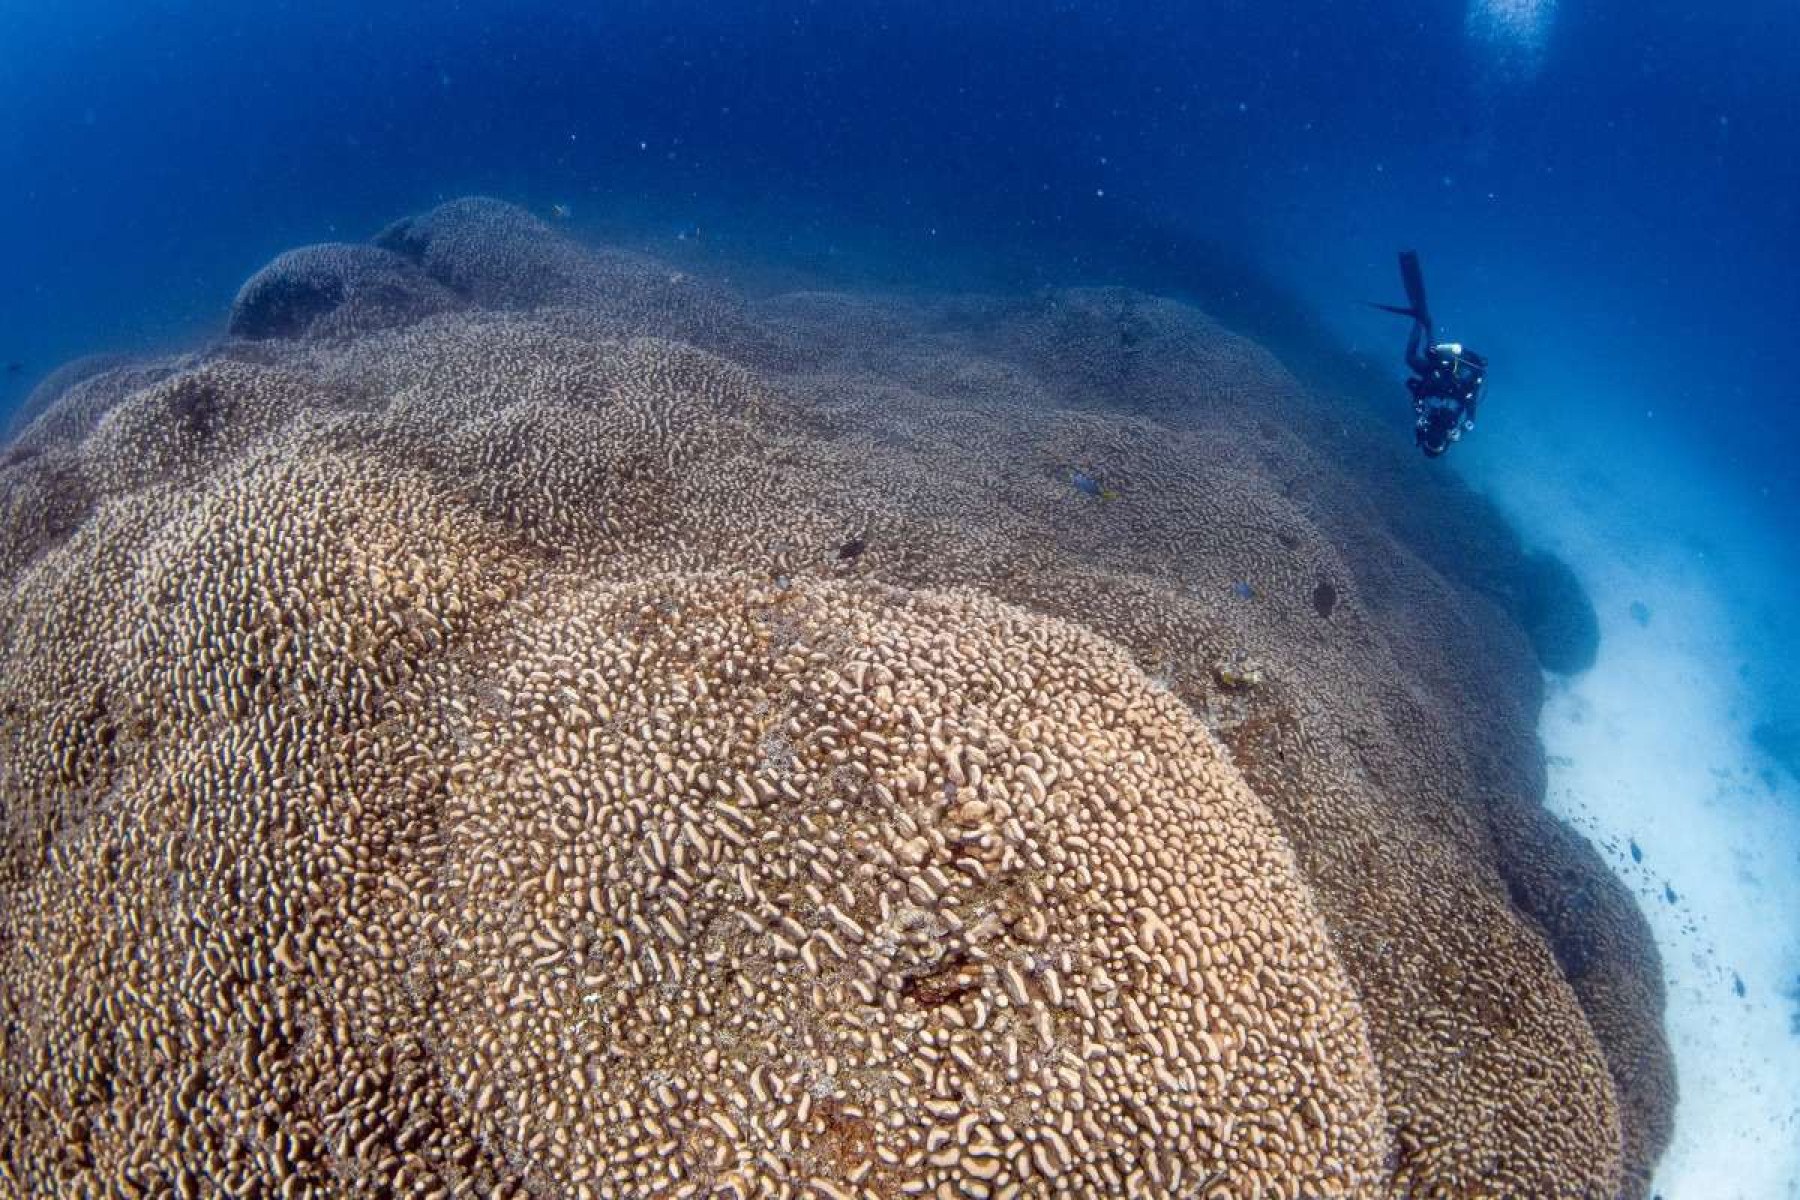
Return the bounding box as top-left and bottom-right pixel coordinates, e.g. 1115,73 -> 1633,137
2,0 -> 1798,1193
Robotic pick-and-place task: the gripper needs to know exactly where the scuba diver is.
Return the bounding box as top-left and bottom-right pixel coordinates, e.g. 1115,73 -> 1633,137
1371,250 -> 1487,458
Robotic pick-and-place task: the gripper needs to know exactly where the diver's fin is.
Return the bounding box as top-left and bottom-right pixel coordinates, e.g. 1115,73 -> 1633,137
1397,249 -> 1431,329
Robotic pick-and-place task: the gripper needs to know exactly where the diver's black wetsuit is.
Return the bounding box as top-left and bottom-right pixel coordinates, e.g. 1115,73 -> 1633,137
1407,338 -> 1486,457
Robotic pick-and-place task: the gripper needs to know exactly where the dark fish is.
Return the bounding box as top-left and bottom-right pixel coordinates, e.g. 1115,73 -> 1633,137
1733,972 -> 1746,998
4,362 -> 21,374
1663,883 -> 1678,905
1629,838 -> 1642,863
838,537 -> 865,562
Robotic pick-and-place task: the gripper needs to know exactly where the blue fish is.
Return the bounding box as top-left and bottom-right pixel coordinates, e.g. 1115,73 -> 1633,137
1069,469 -> 1117,500
1232,581 -> 1255,600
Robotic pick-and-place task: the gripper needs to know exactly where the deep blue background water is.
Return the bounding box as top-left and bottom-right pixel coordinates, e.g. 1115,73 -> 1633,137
1,0 -> 1795,707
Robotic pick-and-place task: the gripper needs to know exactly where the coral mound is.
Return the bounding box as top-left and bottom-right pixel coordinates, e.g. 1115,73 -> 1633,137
0,198 -> 1672,1198
435,578 -> 1389,1196
229,243 -> 464,341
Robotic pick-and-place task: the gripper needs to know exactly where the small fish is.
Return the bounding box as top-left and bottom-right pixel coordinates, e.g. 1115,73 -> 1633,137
1231,581 -> 1255,600
550,203 -> 572,221
1215,663 -> 1263,690
837,537 -> 866,562
1733,972 -> 1746,998
1663,883 -> 1678,905
1629,839 -> 1642,863
1069,469 -> 1118,500
4,361 -> 21,374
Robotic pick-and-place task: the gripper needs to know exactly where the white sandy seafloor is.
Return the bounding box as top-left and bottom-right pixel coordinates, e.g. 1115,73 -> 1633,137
1466,417 -> 1800,1199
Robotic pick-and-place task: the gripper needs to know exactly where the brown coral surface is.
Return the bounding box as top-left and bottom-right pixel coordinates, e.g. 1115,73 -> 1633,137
0,198 -> 1671,1198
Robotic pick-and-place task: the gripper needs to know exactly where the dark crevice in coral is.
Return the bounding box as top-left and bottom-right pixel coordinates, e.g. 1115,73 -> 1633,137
169,378 -> 227,440
372,217 -> 428,264
229,274 -> 347,341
